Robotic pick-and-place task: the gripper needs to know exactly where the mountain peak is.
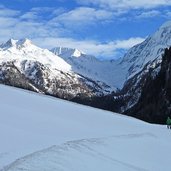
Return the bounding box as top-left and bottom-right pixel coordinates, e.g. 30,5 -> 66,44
17,38 -> 33,47
1,39 -> 18,48
159,20 -> 171,29
1,38 -> 35,50
72,48 -> 84,57
151,20 -> 171,45
51,47 -> 85,58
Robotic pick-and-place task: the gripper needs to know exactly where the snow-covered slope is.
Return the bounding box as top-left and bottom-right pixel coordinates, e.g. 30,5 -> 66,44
1,21 -> 171,94
51,47 -> 125,89
0,39 -> 71,71
0,39 -> 111,98
0,84 -> 170,171
51,47 -> 85,58
0,40 -> 116,92
111,21 -> 171,114
120,21 -> 171,80
123,47 -> 171,123
51,21 -> 171,89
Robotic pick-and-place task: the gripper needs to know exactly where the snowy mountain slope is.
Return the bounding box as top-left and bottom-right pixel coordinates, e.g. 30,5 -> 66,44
0,20 -> 171,127
1,20 -> 171,98
51,47 -> 85,58
106,21 -> 171,118
51,47 -> 125,89
0,84 -> 171,171
120,21 -> 171,80
124,47 -> 171,123
0,39 -> 111,98
51,21 -> 171,89
0,39 -> 71,72
0,39 -> 113,93
116,58 -> 162,114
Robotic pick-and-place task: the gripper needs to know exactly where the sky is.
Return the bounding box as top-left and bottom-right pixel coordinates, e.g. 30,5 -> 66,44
0,0 -> 171,59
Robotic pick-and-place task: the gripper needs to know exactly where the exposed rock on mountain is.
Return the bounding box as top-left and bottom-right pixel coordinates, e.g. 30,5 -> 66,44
124,47 -> 171,124
1,21 -> 171,124
0,39 -> 110,100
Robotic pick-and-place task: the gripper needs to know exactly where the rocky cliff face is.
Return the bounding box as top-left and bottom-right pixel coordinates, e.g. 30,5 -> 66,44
124,47 -> 171,124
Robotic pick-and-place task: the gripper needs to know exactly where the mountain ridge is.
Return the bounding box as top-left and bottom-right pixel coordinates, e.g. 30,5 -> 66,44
1,21 -> 171,123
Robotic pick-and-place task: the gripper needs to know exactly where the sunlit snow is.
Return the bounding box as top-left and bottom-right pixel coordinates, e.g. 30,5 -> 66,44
0,85 -> 170,171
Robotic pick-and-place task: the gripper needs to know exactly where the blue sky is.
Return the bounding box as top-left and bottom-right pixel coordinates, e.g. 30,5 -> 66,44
0,0 -> 171,59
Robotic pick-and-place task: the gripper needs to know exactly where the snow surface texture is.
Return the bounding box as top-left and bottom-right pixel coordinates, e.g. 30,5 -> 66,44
0,84 -> 171,171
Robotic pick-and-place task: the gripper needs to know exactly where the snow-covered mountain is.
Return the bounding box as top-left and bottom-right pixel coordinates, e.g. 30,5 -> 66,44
53,21 -> 171,123
51,47 -> 123,89
113,21 -> 171,114
1,21 -> 171,95
51,47 -> 85,58
124,47 -> 171,123
50,21 -> 171,90
119,21 -> 171,80
0,38 -> 71,71
1,21 -> 171,123
0,38 -> 111,99
0,84 -> 170,171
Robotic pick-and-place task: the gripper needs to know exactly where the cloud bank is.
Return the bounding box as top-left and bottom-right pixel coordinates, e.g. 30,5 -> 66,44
0,1 -> 170,59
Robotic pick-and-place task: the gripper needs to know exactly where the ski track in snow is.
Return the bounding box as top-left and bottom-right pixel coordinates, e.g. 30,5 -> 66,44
1,134 -> 154,171
1,131 -> 170,171
0,84 -> 171,171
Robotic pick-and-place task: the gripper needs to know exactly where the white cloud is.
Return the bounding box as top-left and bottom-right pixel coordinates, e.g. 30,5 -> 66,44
20,11 -> 38,20
0,6 -> 145,59
165,11 -> 171,18
0,6 -> 20,17
33,37 -> 145,59
136,10 -> 161,19
0,17 -> 18,28
50,7 -> 113,27
51,8 -> 67,16
31,7 -> 54,13
113,37 -> 145,49
0,6 -> 62,42
76,0 -> 171,10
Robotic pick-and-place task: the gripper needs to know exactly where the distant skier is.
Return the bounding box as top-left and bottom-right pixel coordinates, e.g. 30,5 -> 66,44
166,117 -> 171,129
